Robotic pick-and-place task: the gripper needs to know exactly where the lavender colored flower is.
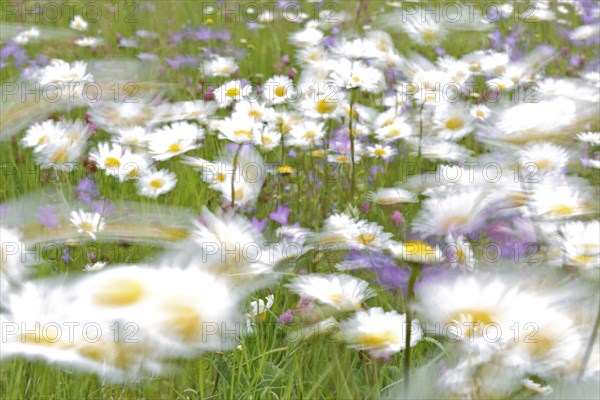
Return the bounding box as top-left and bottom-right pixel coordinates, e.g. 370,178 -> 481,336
278,309 -> 294,325
75,178 -> 98,204
61,247 -> 71,264
270,204 -> 290,225
38,205 -> 59,229
251,217 -> 268,232
391,211 -> 404,226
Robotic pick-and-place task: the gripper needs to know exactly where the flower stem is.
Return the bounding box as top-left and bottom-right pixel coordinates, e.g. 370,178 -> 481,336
349,88 -> 358,199
231,144 -> 242,209
403,264 -> 420,398
578,301 -> 600,381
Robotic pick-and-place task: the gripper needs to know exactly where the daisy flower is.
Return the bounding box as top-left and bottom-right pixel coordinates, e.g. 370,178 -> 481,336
329,59 -> 384,93
89,142 -> 127,178
432,103 -> 475,141
213,80 -> 250,108
233,101 -> 276,123
338,307 -> 422,358
411,139 -> 473,162
470,104 -> 491,120
366,144 -> 396,161
21,120 -> 62,150
577,131 -> 600,145
34,137 -> 87,172
517,142 -> 570,173
148,122 -> 203,161
70,15 -> 88,31
217,114 -> 260,144
36,59 -> 93,85
346,222 -> 393,251
374,119 -> 414,143
137,170 -> 177,198
286,274 -> 375,312
263,75 -> 296,104
70,209 -> 105,240
84,261 -> 107,272
202,56 -> 239,77
112,126 -> 151,148
249,294 -> 275,321
412,189 -> 491,238
367,188 -> 418,205
387,240 -> 444,265
558,220 -> 600,272
288,119 -> 326,148
0,227 -> 26,299
528,179 -> 597,220
74,37 -> 103,47
289,25 -> 323,47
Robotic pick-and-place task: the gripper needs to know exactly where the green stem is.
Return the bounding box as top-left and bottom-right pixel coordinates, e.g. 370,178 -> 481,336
231,145 -> 242,209
349,88 -> 358,200
403,264 -> 420,399
416,102 -> 425,167
578,301 -> 600,381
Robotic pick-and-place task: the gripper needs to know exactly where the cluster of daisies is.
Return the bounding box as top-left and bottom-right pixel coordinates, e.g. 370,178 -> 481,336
1,0 -> 599,398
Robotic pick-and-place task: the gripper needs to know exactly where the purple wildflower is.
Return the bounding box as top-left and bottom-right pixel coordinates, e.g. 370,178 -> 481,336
270,204 -> 290,225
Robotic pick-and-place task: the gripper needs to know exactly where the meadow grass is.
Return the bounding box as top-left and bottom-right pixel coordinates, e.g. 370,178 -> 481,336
1,1 -> 598,399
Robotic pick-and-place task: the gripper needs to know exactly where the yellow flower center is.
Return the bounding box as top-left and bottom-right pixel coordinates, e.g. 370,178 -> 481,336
215,173 -> 227,183
261,135 -> 273,144
422,29 -> 439,43
374,148 -> 387,156
316,99 -> 337,114
441,215 -> 469,231
225,87 -> 240,97
359,331 -> 398,348
304,131 -> 316,139
50,149 -> 69,163
234,130 -> 253,139
449,310 -> 493,336
168,143 -> 182,153
163,303 -> 201,341
445,117 -> 465,130
248,109 -> 262,118
105,157 -> 121,169
274,85 -> 286,97
78,221 -> 94,232
234,187 -> 244,201
93,278 -> 144,306
358,233 -> 376,245
547,204 -> 574,217
149,179 -> 164,189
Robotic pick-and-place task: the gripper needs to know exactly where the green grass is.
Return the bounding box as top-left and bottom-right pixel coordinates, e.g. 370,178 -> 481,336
1,1 -> 598,399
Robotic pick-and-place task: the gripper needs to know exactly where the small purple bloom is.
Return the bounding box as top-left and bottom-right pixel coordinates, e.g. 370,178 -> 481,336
270,205 -> 290,225
38,205 -> 59,229
61,247 -> 71,264
278,309 -> 294,325
391,211 -> 405,226
251,217 -> 268,232
75,178 -> 98,204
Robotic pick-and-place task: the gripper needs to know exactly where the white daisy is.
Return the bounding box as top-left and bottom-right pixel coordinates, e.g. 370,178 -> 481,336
148,122 -> 202,161
263,75 -> 296,104
74,37 -> 104,47
366,144 -> 396,161
286,274 -> 375,312
137,170 -> 177,198
338,307 -> 422,358
70,15 -> 88,31
288,120 -> 326,148
202,56 -> 239,77
367,188 -> 418,205
70,209 -> 105,240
